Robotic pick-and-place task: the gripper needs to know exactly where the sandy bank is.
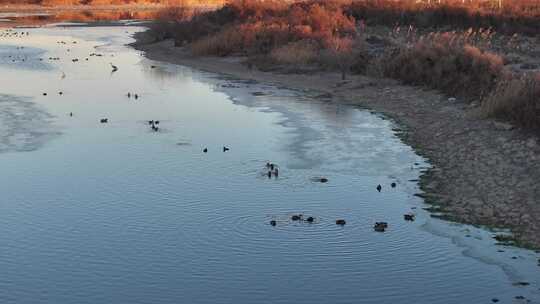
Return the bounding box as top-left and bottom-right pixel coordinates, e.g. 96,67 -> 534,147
132,30 -> 540,249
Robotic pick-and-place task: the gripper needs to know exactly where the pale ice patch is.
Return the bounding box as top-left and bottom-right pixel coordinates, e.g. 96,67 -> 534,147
0,94 -> 59,153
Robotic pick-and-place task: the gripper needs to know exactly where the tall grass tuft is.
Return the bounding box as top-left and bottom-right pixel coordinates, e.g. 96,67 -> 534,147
379,31 -> 504,100
482,73 -> 540,131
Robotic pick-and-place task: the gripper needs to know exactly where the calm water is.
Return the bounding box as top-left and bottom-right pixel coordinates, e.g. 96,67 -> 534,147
0,25 -> 539,304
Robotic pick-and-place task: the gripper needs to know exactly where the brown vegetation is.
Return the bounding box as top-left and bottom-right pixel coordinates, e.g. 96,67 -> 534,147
147,0 -> 540,132
482,73 -> 540,130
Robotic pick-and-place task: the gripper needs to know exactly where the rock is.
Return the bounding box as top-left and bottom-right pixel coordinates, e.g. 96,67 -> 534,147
468,198 -> 484,207
493,121 -> 514,131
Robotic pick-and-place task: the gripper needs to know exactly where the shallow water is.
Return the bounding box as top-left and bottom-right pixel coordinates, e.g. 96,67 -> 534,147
0,26 -> 539,304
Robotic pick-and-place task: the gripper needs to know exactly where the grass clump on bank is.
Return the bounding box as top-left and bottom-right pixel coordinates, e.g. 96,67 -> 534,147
379,31 -> 504,100
482,73 -> 540,130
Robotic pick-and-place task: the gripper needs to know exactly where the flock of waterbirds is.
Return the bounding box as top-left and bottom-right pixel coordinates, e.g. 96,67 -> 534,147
2,28 -> 419,234
1,29 -> 119,74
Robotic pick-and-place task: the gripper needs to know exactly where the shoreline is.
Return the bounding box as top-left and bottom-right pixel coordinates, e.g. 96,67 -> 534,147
132,30 -> 540,249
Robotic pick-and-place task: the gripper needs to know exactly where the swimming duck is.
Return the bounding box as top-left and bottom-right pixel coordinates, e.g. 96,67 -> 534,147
373,222 -> 388,232
223,146 -> 229,152
391,182 -> 396,188
270,220 -> 276,226
291,214 -> 303,221
404,214 -> 415,221
100,118 -> 108,123
306,216 -> 314,223
203,148 -> 208,153
336,219 -> 346,226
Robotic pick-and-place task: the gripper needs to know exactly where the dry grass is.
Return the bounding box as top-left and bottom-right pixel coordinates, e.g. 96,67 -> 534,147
190,25 -> 244,56
482,73 -> 540,131
269,40 -> 319,65
379,31 -> 504,100
347,0 -> 540,35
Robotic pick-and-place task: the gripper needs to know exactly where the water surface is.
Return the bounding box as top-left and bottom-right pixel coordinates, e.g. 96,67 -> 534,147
0,26 -> 539,304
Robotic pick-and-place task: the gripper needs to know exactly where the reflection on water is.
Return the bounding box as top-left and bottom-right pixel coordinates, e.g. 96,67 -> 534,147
0,26 -> 538,304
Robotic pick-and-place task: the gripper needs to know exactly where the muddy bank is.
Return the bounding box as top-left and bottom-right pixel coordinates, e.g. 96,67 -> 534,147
132,30 -> 540,249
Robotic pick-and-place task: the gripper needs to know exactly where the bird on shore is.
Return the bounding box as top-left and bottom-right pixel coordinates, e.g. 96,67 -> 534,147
134,94 -> 139,99
110,63 -> 118,72
127,92 -> 131,98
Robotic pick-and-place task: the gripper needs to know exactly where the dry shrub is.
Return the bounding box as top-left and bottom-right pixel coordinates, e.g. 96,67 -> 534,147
379,32 -> 504,99
269,40 -> 319,65
190,26 -> 244,56
164,0 -> 356,57
482,73 -> 540,131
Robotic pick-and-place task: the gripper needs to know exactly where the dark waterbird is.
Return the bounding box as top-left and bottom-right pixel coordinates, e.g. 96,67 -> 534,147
404,214 -> 415,221
100,118 -> 108,123
306,216 -> 314,223
203,148 -> 208,153
374,222 -> 388,232
270,220 -> 276,226
336,219 -> 346,226
376,185 -> 382,192
223,146 -> 229,152
391,182 -> 396,188
291,214 -> 303,221
110,63 -> 118,72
